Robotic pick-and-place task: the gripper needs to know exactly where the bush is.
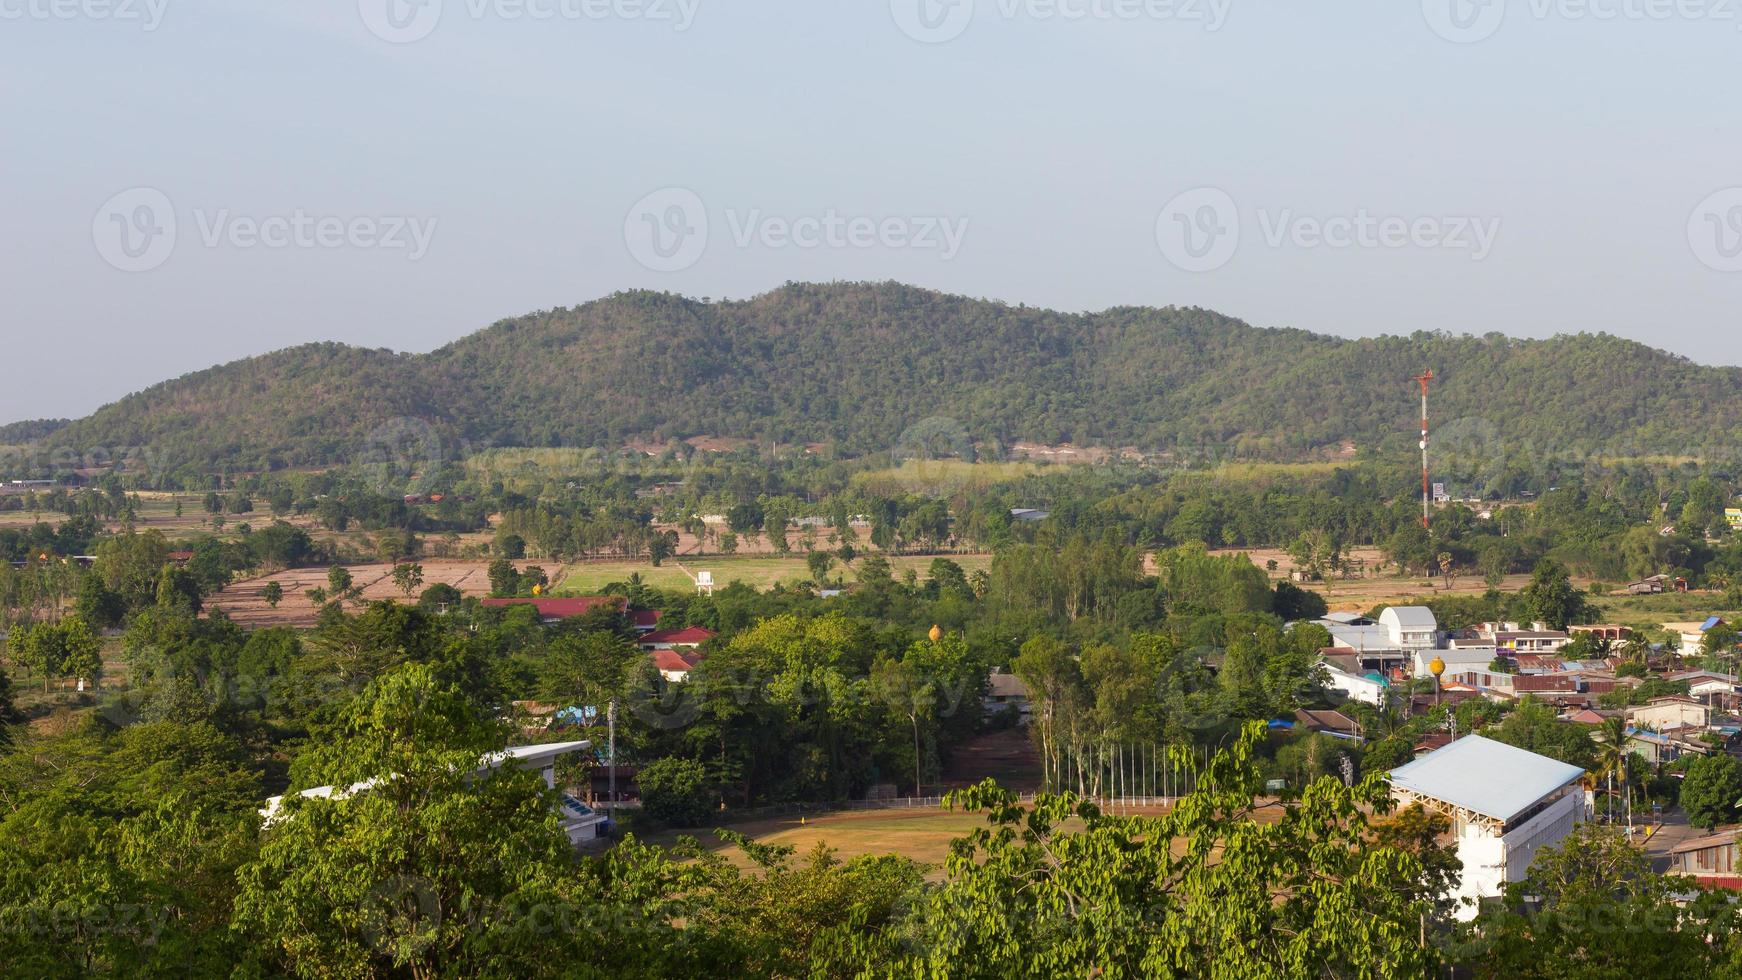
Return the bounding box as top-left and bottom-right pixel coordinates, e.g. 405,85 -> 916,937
637,757 -> 714,827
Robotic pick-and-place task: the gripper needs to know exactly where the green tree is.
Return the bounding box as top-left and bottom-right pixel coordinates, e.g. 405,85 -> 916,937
1681,752 -> 1742,829
235,664 -> 609,978
638,756 -> 715,827
261,580 -> 284,608
391,562 -> 424,598
1522,559 -> 1587,630
892,723 -> 1443,977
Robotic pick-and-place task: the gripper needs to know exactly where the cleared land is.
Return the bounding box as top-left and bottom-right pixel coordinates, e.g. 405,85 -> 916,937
556,553 -> 992,595
1206,546 -> 1583,612
207,559 -> 558,629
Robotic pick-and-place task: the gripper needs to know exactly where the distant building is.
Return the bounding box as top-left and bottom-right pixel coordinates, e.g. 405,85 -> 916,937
1627,695 -> 1712,731
984,668 -> 1032,723
1664,618 -> 1727,657
261,741 -> 607,844
1009,508 -> 1050,522
1670,828 -> 1742,886
636,626 -> 716,651
1389,735 -> 1588,919
1379,606 -> 1439,652
1319,652 -> 1390,707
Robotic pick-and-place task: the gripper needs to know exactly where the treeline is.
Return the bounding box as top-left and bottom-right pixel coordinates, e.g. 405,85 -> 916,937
21,282 -> 1742,472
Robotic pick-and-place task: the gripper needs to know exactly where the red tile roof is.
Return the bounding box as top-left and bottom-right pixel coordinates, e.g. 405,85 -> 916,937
639,626 -> 717,647
651,649 -> 698,672
631,608 -> 662,629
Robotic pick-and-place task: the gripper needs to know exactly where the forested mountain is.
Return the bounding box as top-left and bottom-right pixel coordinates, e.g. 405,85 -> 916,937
0,419 -> 68,444
25,282 -> 1742,472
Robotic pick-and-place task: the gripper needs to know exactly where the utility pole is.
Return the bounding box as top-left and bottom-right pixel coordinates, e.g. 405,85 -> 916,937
607,698 -> 617,808
1414,371 -> 1435,531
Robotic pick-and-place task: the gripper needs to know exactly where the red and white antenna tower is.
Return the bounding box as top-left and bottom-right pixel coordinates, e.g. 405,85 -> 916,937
1414,370 -> 1435,530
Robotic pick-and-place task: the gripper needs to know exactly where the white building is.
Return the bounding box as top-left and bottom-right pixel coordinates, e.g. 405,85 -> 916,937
1379,606 -> 1439,651
1413,646 -> 1499,680
1389,735 -> 1587,920
1321,660 -> 1389,707
261,741 -> 607,844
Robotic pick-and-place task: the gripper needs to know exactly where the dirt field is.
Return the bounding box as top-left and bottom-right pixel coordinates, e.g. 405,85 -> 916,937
1202,547 -> 1584,613
556,553 -> 993,594
634,792 -> 1281,872
206,559 -> 560,629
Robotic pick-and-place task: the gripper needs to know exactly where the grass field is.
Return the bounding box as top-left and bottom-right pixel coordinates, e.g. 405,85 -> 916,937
555,553 -> 992,594
638,809 -> 994,869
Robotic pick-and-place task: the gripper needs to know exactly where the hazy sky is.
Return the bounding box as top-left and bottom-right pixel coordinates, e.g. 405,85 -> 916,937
4,1 -> 1741,423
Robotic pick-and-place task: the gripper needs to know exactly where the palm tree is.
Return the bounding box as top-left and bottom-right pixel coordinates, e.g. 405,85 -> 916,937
1594,715 -> 1629,822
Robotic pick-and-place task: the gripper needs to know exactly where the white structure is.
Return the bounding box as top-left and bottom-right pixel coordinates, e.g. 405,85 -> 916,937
1389,735 -> 1586,920
1379,606 -> 1439,651
261,741 -> 607,844
1413,646 -> 1498,680
1321,659 -> 1389,707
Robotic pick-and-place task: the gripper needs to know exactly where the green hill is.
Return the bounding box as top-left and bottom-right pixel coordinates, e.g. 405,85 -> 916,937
29,282 -> 1742,472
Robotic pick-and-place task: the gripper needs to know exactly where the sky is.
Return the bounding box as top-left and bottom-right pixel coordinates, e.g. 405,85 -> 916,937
3,0 -> 1740,423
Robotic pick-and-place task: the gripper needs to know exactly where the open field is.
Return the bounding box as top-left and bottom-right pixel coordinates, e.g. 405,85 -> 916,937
633,791 -> 1282,873
1589,591 -> 1742,634
1203,546 -> 1593,612
556,553 -> 993,594
207,559 -> 559,629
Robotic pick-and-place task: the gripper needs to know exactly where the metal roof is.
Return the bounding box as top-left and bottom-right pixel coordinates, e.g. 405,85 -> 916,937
1380,606 -> 1438,631
1387,735 -> 1585,824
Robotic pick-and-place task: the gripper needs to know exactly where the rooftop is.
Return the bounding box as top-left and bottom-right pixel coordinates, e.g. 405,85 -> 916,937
1388,734 -> 1585,824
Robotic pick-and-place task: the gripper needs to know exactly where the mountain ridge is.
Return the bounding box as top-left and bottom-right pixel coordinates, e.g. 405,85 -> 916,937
21,282 -> 1740,473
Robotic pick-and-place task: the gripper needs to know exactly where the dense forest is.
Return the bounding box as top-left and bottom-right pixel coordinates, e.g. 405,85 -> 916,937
16,282 -> 1742,473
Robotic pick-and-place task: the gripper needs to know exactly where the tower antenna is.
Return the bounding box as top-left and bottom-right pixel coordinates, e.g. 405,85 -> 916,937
1414,370 -> 1435,530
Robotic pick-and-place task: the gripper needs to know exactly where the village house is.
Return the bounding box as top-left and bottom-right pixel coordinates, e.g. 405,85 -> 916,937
1628,694 -> 1713,732
984,668 -> 1032,723
1664,618 -> 1726,657
636,626 -> 717,652
1670,828 -> 1742,887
